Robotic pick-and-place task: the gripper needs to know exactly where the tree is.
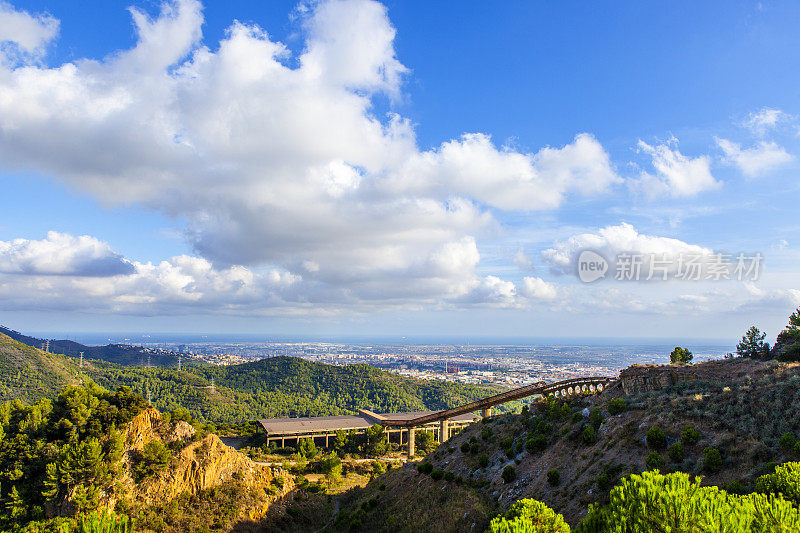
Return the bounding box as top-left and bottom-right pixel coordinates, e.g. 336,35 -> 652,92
364,424 -> 388,457
736,326 -> 770,359
576,471 -> 800,532
669,347 -> 693,364
775,307 -> 800,362
486,499 -> 570,533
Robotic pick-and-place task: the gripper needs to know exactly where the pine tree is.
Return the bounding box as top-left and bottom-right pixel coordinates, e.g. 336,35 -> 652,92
736,326 -> 770,359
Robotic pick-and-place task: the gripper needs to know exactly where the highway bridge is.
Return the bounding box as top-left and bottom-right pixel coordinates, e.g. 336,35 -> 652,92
381,376 -> 614,455
256,376 -> 614,456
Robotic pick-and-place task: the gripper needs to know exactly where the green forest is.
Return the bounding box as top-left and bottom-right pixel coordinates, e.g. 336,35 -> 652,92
0,333 -> 505,426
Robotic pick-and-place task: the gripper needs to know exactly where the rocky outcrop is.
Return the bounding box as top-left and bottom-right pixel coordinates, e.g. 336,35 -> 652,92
110,407 -> 293,522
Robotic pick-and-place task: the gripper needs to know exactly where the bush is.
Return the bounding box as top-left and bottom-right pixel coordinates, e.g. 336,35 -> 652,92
668,442 -> 685,463
575,471 -> 800,532
589,407 -> 604,429
582,425 -> 597,445
416,462 -> 433,475
526,435 -> 547,453
478,453 -> 489,468
547,469 -> 560,486
607,398 -> 627,416
132,440 -> 172,481
470,443 -> 481,454
779,433 -> 797,451
444,471 -> 456,482
430,469 -> 444,481
486,499 -> 570,533
77,510 -> 133,533
646,426 -> 667,449
703,447 -> 723,473
646,451 -> 665,469
756,462 -> 800,506
682,425 -> 700,446
460,441 -> 470,453
502,465 -> 517,483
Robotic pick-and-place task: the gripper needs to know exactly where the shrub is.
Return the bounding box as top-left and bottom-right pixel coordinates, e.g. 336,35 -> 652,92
779,433 -> 797,451
416,462 -> 433,475
589,407 -> 604,429
526,435 -> 547,453
756,462 -> 800,506
646,451 -> 665,469
486,499 -> 570,533
582,425 -> 597,445
460,441 -> 470,453
478,453 -> 489,468
682,425 -> 700,446
575,471 -> 800,532
646,426 -> 667,449
77,510 -> 133,533
430,469 -> 444,481
502,465 -> 517,483
470,443 -> 481,454
668,442 -> 685,463
132,440 -> 172,480
547,469 -> 560,486
703,447 -> 723,473
444,471 -> 456,482
607,398 -> 627,416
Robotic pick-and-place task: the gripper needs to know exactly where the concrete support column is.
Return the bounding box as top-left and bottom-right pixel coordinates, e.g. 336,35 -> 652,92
481,407 -> 492,418
281,437 -> 285,448
439,419 -> 449,443
407,428 -> 416,457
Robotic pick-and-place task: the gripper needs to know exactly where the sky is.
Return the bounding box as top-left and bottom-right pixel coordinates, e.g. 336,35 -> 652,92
0,0 -> 799,341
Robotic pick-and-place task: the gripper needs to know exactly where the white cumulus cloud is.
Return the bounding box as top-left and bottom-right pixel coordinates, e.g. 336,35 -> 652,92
0,232 -> 134,276
0,0 -> 621,311
716,138 -> 793,178
632,139 -> 720,198
0,1 -> 58,62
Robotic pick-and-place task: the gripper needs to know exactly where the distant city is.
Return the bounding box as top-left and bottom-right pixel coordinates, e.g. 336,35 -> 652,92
54,334 -> 734,388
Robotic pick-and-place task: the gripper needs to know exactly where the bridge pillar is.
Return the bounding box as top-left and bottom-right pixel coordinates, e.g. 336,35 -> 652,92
481,408 -> 492,418
407,428 -> 416,457
439,419 -> 449,443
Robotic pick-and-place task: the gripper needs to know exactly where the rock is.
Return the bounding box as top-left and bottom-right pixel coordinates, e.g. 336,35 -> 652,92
165,420 -> 196,444
581,407 -> 590,418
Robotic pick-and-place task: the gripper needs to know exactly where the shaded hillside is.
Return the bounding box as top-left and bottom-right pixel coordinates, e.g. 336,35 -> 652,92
332,358 -> 800,531
0,333 -> 83,402
0,325 -> 177,366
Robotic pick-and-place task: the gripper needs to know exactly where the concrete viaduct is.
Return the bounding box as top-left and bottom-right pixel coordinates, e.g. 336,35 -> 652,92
257,376 -> 614,456
381,376 -> 614,456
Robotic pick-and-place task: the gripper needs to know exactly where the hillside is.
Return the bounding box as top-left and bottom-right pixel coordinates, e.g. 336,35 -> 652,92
0,382 -> 294,532
326,357 -> 800,531
0,325 -> 177,366
0,332 -> 504,425
0,333 -> 84,402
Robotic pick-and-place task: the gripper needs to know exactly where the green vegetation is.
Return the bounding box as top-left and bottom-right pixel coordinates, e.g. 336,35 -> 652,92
73,510 -> 133,533
502,465 -> 516,483
547,469 -> 560,486
486,499 -> 570,533
606,398 -> 626,416
756,462 -> 800,506
775,307 -> 800,362
668,442 -> 685,462
581,425 -> 596,445
0,381 -> 147,531
576,470 -> 800,532
0,332 -> 505,426
681,425 -> 700,446
645,451 -> 665,469
737,326 -> 771,359
669,346 -> 693,364
645,426 -> 666,449
131,440 -> 172,481
703,446 -> 723,473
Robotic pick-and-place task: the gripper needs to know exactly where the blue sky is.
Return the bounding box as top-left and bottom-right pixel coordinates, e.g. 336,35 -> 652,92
0,0 -> 799,341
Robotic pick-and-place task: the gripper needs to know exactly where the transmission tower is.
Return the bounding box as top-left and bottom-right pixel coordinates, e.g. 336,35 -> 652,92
210,377 -> 215,394
177,354 -> 182,372
147,387 -> 152,406
79,351 -> 84,368
44,339 -> 50,353
147,353 -> 151,368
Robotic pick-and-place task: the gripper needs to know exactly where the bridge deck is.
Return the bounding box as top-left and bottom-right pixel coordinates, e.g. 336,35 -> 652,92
381,376 -> 613,428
